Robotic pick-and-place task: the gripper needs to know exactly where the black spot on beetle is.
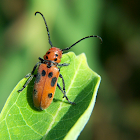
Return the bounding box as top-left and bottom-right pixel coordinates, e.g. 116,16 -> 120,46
48,93 -> 52,98
35,72 -> 41,83
33,89 -> 37,95
48,72 -> 53,78
42,70 -> 46,76
47,52 -> 50,54
54,58 -> 57,61
51,77 -> 57,87
55,54 -> 58,57
46,56 -> 48,59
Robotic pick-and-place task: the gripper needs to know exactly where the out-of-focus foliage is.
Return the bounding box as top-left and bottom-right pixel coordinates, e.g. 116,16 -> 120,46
0,0 -> 140,140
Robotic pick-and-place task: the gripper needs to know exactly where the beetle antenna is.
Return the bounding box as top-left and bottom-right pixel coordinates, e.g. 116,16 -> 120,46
62,35 -> 103,51
35,11 -> 53,47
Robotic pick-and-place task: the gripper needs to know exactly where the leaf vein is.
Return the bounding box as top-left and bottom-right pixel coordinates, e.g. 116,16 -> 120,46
43,57 -> 82,139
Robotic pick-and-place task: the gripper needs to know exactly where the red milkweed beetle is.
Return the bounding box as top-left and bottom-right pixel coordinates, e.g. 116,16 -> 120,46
18,11 -> 102,110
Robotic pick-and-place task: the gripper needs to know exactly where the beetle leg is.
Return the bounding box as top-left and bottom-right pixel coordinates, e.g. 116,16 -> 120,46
58,63 -> 69,66
24,73 -> 31,78
18,75 -> 34,92
38,57 -> 44,63
18,62 -> 40,92
31,62 -> 40,75
58,74 -> 75,105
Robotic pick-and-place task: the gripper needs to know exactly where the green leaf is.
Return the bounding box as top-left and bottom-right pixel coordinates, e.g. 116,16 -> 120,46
0,52 -> 101,140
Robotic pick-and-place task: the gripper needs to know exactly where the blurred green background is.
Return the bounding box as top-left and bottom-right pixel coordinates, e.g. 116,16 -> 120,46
0,0 -> 140,140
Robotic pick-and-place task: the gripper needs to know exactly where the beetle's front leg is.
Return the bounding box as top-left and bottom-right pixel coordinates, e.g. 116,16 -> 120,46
57,63 -> 69,67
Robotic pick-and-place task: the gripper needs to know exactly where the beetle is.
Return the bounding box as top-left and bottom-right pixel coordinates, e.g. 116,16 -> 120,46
18,11 -> 102,110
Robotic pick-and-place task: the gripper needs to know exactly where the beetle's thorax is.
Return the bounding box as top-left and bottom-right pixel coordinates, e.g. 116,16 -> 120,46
43,47 -> 62,63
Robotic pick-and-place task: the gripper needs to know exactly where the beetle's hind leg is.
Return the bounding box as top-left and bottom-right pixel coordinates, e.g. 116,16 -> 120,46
57,74 -> 75,105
